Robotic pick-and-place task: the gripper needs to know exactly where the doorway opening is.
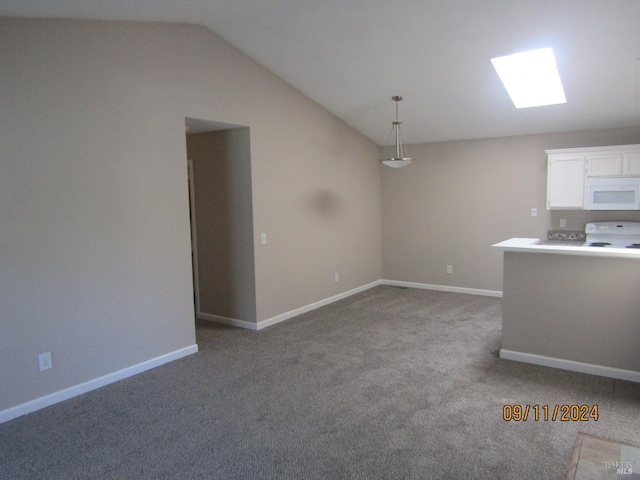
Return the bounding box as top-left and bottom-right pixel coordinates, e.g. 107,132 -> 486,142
184,117 -> 257,331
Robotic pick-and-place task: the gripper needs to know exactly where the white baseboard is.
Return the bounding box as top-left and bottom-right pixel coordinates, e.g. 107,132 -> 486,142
0,344 -> 198,424
0,281 -> 504,424
500,349 -> 640,383
381,279 -> 503,298
256,280 -> 383,330
197,312 -> 260,331
198,281 -> 383,331
199,279 -> 502,331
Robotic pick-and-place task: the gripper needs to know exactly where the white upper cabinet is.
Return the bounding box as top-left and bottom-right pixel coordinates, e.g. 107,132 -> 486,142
580,145 -> 640,177
625,151 -> 640,176
546,153 -> 585,209
586,152 -> 623,176
546,144 -> 640,210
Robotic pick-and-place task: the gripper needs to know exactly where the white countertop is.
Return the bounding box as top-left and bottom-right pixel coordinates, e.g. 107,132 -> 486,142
492,238 -> 640,259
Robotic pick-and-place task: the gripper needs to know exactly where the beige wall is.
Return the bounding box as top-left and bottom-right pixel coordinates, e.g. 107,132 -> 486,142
0,18 -> 381,413
186,129 -> 257,323
381,127 -> 640,292
250,89 -> 382,321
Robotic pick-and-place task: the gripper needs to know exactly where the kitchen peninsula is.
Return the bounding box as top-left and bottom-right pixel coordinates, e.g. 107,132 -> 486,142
493,238 -> 640,383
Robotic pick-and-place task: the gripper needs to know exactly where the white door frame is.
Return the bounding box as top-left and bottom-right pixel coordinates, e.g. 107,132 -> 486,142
187,159 -> 201,318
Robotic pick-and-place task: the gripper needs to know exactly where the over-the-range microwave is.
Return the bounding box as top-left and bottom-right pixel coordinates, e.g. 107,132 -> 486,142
587,176 -> 640,210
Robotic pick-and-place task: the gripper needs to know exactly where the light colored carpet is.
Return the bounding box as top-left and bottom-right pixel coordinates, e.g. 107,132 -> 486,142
1,286 -> 640,479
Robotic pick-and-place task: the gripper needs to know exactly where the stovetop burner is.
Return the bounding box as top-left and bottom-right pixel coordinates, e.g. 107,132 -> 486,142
584,222 -> 640,250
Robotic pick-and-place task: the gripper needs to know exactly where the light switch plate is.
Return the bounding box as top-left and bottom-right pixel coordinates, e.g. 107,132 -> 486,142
38,352 -> 52,371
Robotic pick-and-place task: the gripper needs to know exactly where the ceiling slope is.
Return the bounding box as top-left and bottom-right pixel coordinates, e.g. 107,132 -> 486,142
1,0 -> 640,144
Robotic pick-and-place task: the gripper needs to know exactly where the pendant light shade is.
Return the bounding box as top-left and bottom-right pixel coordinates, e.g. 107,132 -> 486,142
379,96 -> 414,168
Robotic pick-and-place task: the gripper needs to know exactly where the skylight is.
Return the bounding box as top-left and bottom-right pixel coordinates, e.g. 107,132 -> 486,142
491,47 -> 566,109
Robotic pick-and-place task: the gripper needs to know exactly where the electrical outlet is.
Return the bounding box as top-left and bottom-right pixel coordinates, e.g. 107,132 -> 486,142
531,208 -> 538,217
38,352 -> 52,371
446,265 -> 453,275
334,272 -> 339,282
559,219 -> 567,228
260,233 -> 267,245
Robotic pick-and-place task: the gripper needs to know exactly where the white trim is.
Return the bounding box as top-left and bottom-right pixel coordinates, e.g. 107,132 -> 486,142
381,279 -> 503,298
197,281 -> 382,330
187,159 -> 201,316
0,344 -> 198,424
0,281 -> 504,423
198,312 -> 260,331
255,281 -> 382,330
500,349 -> 640,383
198,279 -> 502,331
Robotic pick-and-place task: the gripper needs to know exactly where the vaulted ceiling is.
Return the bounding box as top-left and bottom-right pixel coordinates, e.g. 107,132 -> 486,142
2,0 -> 640,144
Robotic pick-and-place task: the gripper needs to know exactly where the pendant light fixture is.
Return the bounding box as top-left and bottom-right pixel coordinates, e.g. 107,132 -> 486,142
379,96 -> 414,168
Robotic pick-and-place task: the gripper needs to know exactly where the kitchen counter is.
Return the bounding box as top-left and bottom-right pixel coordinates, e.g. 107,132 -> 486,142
493,240 -> 640,383
493,237 -> 640,259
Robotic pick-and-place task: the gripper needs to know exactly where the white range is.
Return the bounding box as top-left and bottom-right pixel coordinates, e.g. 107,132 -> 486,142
583,221 -> 640,249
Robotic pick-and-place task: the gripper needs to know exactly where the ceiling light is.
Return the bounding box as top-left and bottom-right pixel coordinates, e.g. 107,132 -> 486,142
380,96 -> 414,168
491,47 -> 566,109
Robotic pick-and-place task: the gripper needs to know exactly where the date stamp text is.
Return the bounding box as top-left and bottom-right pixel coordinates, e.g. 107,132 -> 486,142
502,404 -> 599,422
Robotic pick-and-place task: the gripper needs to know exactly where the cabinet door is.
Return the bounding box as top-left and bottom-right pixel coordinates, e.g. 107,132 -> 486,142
624,150 -> 640,176
586,152 -> 623,176
547,155 -> 585,209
